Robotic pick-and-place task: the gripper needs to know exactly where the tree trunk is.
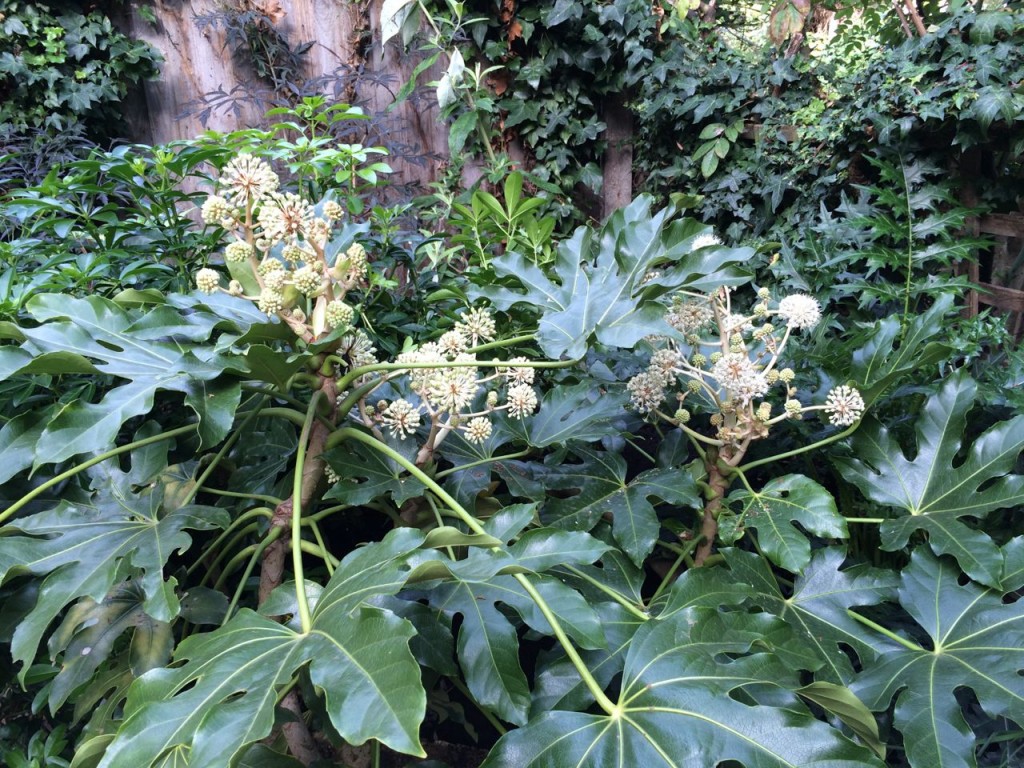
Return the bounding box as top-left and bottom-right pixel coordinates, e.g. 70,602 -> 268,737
117,0 -> 449,192
601,92 -> 633,221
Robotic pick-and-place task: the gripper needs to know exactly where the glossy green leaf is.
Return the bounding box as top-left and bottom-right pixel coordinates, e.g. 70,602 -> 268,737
97,530 -> 429,767
719,548 -> 898,684
483,605 -> 885,768
849,293 -> 953,405
424,550 -> 605,725
471,196 -> 750,358
323,437 -> 427,506
0,295 -> 240,464
531,602 -> 644,715
47,583 -> 172,711
797,682 -> 885,759
534,447 -> 701,566
727,474 -> 847,573
508,528 -> 611,572
836,372 -> 1024,587
852,548 -> 1024,768
0,460 -> 227,676
0,410 -> 48,485
525,381 -> 629,447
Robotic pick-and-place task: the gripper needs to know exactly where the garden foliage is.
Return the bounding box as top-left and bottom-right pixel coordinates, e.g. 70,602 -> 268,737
0,95 -> 1022,767
0,4 -> 1023,768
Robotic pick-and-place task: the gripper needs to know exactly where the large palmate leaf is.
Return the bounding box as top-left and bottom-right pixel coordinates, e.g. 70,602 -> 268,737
424,558 -> 606,725
47,582 -> 173,711
718,548 -> 899,684
95,530 -> 429,768
726,474 -> 847,573
0,460 -> 227,675
526,447 -> 701,566
482,604 -> 885,768
852,549 -> 1024,768
322,437 -> 427,506
848,293 -> 953,404
0,294 -> 240,469
524,381 -> 630,448
835,372 -> 1024,586
470,196 -> 750,358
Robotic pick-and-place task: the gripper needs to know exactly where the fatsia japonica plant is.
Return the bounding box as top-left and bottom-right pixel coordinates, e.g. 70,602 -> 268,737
0,137 -> 1023,768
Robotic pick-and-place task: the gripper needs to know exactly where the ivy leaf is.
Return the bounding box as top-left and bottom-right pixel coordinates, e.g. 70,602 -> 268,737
96,530 -> 429,767
483,605 -> 884,767
0,295 -> 239,464
835,372 -> 1024,587
0,461 -> 227,677
535,447 -> 701,566
727,474 -> 847,573
471,196 -> 750,358
852,549 -> 1024,768
323,437 -> 427,506
970,85 -> 1016,131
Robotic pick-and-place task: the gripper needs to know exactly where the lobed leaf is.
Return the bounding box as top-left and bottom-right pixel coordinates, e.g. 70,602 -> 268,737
852,549 -> 1024,768
835,371 -> 1024,586
97,530 -> 429,767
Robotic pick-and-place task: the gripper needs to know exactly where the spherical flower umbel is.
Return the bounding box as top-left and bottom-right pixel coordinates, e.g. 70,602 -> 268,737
258,192 -> 313,243
325,300 -> 354,330
292,265 -> 323,296
464,416 -> 493,444
667,298 -> 714,335
628,371 -> 666,414
225,241 -> 254,263
455,307 -> 496,345
502,357 -> 535,385
220,153 -> 279,206
195,268 -> 220,294
506,384 -> 539,419
201,195 -> 232,225
824,385 -> 865,427
438,330 -> 469,357
428,369 -> 479,413
380,399 -> 422,438
777,294 -> 822,330
710,353 -> 770,404
323,200 -> 343,221
262,270 -> 287,291
691,232 -> 722,250
257,289 -> 285,316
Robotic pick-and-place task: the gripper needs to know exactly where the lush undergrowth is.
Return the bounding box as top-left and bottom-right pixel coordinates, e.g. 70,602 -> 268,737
1,4 -> 1023,768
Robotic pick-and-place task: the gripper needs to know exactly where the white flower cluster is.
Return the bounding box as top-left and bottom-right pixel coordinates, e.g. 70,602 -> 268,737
625,271 -> 864,450
371,310 -> 539,447
193,151 -> 376,342
709,353 -> 769,404
823,385 -> 865,426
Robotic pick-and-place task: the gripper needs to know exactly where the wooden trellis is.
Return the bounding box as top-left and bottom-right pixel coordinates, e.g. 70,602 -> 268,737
961,213 -> 1024,342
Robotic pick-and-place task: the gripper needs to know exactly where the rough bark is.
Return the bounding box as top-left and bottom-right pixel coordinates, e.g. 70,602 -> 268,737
118,0 -> 449,191
601,92 -> 634,221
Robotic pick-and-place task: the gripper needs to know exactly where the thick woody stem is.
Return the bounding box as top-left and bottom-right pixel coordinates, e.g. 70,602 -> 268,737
694,450 -> 732,567
256,376 -> 337,764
